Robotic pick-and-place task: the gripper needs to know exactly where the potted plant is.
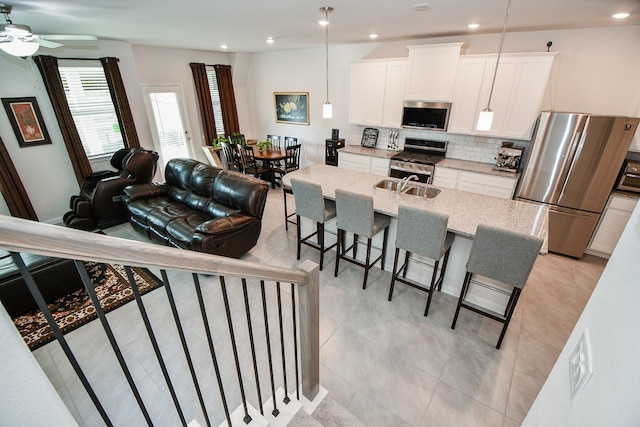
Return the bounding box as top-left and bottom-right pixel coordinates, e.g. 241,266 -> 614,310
256,139 -> 272,152
212,135 -> 228,147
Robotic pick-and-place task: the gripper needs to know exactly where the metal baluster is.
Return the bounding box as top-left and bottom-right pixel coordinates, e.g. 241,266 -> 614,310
124,266 -> 187,426
260,280 -> 279,416
219,276 -> 252,424
10,253 -> 113,427
276,282 -> 289,404
75,260 -> 153,426
291,283 -> 300,400
193,273 -> 231,426
161,270 -> 211,427
242,278 -> 264,415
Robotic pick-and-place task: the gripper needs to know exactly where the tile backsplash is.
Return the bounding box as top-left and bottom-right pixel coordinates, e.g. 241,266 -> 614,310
346,125 -> 530,165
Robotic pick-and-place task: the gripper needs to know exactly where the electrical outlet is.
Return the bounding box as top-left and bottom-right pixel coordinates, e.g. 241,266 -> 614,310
569,328 -> 593,402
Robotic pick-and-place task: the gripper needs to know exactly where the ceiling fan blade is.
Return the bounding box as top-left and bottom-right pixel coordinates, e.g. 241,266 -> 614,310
36,38 -> 63,49
40,34 -> 97,41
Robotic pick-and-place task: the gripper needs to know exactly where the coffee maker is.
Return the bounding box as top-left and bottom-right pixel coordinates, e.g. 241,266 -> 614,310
494,144 -> 523,173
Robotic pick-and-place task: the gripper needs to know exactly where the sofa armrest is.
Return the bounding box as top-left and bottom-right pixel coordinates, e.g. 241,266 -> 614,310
194,213 -> 255,235
123,183 -> 168,202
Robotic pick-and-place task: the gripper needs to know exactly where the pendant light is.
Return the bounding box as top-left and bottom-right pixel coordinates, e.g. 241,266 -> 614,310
320,6 -> 333,119
477,0 -> 512,131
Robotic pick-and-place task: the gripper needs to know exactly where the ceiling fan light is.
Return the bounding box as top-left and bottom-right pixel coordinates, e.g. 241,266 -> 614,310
0,40 -> 39,57
4,23 -> 32,36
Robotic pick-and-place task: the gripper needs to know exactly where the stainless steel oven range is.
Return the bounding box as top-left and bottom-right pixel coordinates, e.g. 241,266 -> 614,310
389,138 -> 447,184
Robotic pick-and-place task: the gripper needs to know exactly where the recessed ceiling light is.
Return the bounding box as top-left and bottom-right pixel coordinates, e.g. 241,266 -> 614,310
412,3 -> 432,12
220,44 -> 228,49
468,23 -> 480,29
369,33 -> 379,39
612,12 -> 630,19
266,37 -> 275,44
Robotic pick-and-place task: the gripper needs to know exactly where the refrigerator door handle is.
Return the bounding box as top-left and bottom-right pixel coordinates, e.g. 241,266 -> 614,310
558,131 -> 587,201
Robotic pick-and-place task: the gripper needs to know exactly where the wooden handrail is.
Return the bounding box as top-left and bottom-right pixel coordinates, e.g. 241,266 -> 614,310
0,215 -> 309,285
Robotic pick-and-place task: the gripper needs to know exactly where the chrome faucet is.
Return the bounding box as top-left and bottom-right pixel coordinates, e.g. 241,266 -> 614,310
398,175 -> 419,193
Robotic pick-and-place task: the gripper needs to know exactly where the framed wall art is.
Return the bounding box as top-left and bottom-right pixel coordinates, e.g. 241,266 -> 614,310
2,97 -> 51,147
274,92 -> 309,125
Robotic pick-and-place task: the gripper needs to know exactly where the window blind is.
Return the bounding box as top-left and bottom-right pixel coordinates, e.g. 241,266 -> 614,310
58,66 -> 124,157
206,69 -> 226,136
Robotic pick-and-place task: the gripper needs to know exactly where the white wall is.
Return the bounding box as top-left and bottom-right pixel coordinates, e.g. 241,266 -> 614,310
523,198 -> 640,425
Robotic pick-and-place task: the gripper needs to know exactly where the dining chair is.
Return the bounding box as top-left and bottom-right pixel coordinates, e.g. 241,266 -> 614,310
290,179 -> 337,270
451,224 -> 543,349
334,189 -> 391,289
239,145 -> 270,180
388,206 -> 454,317
229,133 -> 246,146
284,136 -> 298,148
219,141 -> 242,172
267,135 -> 281,148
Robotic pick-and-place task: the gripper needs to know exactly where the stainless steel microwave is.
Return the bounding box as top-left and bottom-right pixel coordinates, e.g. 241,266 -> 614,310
616,160 -> 640,193
401,101 -> 451,131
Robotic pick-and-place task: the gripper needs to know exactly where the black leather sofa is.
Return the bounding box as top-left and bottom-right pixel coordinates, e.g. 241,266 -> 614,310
123,158 -> 269,258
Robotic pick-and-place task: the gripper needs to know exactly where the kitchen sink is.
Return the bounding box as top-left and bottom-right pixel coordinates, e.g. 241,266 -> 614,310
375,179 -> 401,191
403,186 -> 440,198
375,179 -> 440,198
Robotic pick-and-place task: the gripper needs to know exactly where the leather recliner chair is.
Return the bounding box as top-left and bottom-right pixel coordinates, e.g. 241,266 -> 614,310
63,148 -> 159,231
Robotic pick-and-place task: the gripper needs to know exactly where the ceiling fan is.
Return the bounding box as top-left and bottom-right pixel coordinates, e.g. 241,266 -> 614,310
0,3 -> 96,57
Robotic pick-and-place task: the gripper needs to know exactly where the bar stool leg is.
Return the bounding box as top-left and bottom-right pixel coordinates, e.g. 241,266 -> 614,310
334,229 -> 342,277
496,288 -> 521,349
388,248 -> 401,301
318,222 -> 325,271
381,227 -> 389,269
363,237 -> 372,289
296,215 -> 302,260
423,259 -> 440,317
353,234 -> 358,258
437,248 -> 452,291
284,188 -> 289,231
402,251 -> 410,278
452,271 -> 472,329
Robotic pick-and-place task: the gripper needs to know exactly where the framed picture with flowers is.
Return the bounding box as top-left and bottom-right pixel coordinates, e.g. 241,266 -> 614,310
2,97 -> 51,147
274,92 -> 309,125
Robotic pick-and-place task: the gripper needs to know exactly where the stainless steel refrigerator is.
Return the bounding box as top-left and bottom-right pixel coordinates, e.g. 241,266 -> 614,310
516,111 -> 639,258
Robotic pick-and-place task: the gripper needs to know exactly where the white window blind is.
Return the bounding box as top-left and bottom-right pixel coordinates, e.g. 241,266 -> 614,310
206,69 -> 226,136
58,65 -> 124,157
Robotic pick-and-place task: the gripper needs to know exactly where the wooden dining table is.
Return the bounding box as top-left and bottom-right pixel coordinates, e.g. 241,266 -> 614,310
253,147 -> 288,188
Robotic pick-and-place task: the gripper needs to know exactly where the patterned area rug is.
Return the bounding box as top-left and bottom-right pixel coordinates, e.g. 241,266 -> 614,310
13,262 -> 163,350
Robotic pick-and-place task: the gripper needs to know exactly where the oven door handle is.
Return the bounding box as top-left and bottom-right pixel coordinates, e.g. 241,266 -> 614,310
390,165 -> 433,174
625,173 -> 640,179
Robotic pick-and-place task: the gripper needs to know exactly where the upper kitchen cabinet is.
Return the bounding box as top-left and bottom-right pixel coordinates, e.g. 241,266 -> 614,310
348,59 -> 407,127
404,43 -> 464,102
448,52 -> 556,140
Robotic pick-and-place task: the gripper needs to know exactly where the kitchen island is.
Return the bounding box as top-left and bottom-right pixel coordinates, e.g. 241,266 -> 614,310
284,165 -> 549,312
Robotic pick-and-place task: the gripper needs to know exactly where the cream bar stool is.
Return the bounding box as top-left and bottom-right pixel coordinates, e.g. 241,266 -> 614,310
388,206 -> 454,317
290,179 -> 336,270
451,224 -> 543,349
334,189 -> 391,289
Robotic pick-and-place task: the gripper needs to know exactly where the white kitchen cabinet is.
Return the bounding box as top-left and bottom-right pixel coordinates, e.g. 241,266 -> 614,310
588,194 -> 638,256
628,134 -> 640,152
338,152 -> 391,176
348,59 -> 407,127
370,157 -> 391,176
404,43 -> 463,102
433,167 -> 517,199
448,53 -> 556,140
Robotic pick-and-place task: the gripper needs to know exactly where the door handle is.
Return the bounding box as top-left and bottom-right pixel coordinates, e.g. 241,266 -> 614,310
550,209 -> 593,219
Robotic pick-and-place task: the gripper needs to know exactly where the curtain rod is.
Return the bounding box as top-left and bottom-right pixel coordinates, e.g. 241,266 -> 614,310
56,57 -> 119,61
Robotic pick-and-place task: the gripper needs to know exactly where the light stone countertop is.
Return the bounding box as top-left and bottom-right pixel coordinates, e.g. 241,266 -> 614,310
284,165 -> 548,250
437,158 -> 522,179
339,145 -> 400,158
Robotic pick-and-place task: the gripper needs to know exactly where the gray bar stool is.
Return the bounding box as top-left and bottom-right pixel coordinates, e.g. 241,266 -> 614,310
388,206 -> 454,317
334,189 -> 391,289
451,224 -> 543,349
290,179 -> 337,270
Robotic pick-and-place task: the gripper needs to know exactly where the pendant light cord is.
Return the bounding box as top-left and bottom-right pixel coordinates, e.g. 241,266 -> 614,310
325,9 -> 330,103
485,0 -> 512,109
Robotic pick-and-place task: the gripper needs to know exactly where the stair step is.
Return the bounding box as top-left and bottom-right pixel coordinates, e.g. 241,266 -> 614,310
310,396 -> 367,427
288,409 -> 323,426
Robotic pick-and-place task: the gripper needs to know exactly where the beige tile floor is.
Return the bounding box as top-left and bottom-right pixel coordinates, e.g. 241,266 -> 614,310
34,186 -> 606,426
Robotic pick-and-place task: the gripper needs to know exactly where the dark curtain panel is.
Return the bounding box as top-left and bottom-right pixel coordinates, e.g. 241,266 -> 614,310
190,62 -> 217,144
0,136 -> 38,220
33,55 -> 92,185
101,57 -> 140,148
214,64 -> 240,136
